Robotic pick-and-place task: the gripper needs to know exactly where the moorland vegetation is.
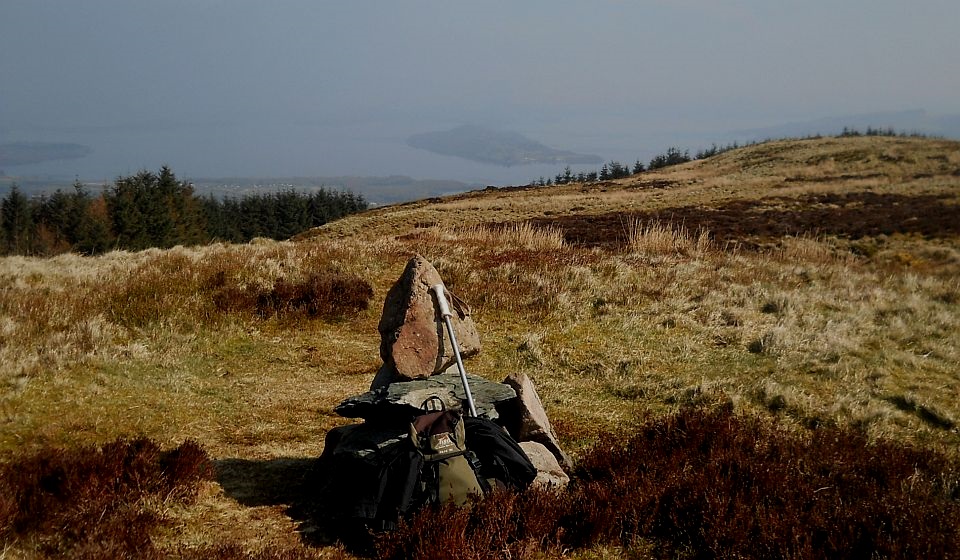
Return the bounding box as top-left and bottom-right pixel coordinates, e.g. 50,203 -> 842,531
1,133 -> 959,558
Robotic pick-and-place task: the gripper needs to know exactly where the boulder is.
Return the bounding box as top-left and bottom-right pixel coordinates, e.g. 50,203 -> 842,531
336,371 -> 516,421
519,441 -> 569,489
377,255 -> 480,383
499,372 -> 573,470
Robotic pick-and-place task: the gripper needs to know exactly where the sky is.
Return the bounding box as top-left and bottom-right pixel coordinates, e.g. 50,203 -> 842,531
2,1 -> 958,184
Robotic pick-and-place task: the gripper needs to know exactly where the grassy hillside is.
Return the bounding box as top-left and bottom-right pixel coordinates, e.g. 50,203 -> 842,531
1,135 -> 958,558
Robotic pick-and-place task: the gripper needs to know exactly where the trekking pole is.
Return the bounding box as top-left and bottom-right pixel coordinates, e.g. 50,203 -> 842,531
431,284 -> 478,417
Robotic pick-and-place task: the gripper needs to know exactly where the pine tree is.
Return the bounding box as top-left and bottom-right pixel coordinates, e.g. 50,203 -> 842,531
74,195 -> 112,254
1,185 -> 33,255
599,164 -> 610,181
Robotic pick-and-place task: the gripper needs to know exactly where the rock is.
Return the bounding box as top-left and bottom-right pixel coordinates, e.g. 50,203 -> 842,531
519,441 -> 569,489
377,255 -> 480,383
369,362 -> 398,391
500,372 -> 573,470
336,372 -> 516,421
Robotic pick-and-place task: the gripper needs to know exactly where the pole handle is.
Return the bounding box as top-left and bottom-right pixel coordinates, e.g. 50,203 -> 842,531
431,284 -> 452,317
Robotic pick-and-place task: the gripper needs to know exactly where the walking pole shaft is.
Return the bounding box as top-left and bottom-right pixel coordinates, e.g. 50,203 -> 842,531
431,284 -> 478,417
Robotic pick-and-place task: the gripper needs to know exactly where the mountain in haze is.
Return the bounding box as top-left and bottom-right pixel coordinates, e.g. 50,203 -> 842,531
407,125 -> 603,167
0,142 -> 93,166
730,110 -> 960,142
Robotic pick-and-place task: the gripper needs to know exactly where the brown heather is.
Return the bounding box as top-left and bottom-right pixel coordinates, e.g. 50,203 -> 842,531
1,135 -> 959,558
376,405 -> 960,560
0,437 -> 212,558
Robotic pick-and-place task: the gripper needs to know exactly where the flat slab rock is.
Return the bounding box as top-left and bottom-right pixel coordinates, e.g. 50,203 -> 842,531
335,372 -> 516,420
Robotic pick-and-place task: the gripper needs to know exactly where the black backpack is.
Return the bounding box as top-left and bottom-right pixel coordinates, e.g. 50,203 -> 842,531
464,416 -> 537,491
322,409 -> 537,531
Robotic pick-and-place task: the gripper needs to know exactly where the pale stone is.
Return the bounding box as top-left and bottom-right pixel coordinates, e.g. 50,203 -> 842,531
377,255 -> 480,383
500,372 -> 573,470
519,441 -> 569,489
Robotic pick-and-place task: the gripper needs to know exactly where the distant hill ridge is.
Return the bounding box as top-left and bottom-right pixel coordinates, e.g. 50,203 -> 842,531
300,134 -> 960,243
407,124 -> 603,167
0,142 -> 92,166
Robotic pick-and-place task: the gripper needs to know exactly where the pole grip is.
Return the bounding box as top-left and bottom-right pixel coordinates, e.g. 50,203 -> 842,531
431,284 -> 452,318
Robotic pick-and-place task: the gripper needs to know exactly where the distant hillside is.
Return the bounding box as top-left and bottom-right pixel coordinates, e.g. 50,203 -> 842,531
5,133 -> 960,560
0,142 -> 92,166
302,134 -> 960,242
407,125 -> 603,167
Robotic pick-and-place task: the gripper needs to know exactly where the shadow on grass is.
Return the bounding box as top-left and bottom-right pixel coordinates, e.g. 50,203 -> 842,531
215,457 -> 373,553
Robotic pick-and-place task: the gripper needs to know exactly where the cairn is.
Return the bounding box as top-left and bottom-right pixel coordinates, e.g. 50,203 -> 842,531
325,254 -> 570,488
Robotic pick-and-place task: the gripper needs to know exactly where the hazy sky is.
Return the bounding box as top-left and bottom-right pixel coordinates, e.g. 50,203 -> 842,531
2,1 -> 958,182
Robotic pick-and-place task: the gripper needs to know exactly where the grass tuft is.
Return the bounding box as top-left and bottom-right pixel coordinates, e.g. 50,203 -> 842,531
626,219 -> 712,256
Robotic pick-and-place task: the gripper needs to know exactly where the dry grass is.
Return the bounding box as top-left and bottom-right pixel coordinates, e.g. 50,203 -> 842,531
626,219 -> 712,256
403,222 -> 566,251
1,135 -> 959,558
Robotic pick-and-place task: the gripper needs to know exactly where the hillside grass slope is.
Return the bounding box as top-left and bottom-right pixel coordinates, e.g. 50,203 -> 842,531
1,135 -> 958,558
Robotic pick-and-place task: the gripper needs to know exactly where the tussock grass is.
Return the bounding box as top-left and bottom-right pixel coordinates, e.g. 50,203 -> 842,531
406,222 -> 566,251
773,234 -> 853,265
626,219 -> 712,256
0,241 -> 376,390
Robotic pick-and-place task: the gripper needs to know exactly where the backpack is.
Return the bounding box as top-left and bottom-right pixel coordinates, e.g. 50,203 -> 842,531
321,409 -> 537,531
408,410 -> 489,507
463,416 -> 537,491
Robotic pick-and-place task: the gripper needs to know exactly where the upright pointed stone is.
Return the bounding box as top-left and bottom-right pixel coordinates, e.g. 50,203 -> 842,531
377,255 -> 480,383
500,372 -> 573,470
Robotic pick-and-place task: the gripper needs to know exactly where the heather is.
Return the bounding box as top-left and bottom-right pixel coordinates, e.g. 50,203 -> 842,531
376,405 -> 960,559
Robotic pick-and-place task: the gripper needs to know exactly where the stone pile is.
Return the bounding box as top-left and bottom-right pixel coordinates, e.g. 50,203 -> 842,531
327,254 -> 571,488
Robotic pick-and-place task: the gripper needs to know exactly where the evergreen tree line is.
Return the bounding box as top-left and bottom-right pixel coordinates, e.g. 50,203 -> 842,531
532,126 -> 927,188
0,166 -> 367,256
839,126 -> 931,138
533,143 -> 746,187
534,146 -> 693,187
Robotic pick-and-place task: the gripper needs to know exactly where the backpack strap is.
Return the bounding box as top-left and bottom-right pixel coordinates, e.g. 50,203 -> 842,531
420,395 -> 446,412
